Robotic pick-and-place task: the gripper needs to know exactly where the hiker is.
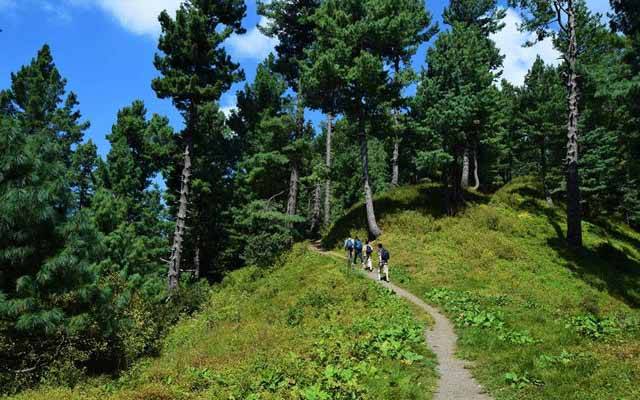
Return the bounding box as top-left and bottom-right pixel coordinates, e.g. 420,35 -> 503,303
364,239 -> 374,271
344,237 -> 354,264
353,237 -> 364,267
377,243 -> 390,282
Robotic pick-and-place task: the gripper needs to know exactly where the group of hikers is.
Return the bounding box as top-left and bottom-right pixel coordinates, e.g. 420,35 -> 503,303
343,237 -> 390,282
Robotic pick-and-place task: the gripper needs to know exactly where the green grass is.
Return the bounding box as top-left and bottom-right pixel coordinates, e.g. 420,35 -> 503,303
5,245 -> 437,400
326,176 -> 640,399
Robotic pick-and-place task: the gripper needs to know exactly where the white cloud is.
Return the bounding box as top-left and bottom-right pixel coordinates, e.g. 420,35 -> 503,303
78,0 -> 181,36
491,8 -> 562,86
66,1 -> 276,61
227,16 -> 278,61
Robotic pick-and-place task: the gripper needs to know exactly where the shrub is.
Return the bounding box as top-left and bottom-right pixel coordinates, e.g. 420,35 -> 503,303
567,314 -> 619,340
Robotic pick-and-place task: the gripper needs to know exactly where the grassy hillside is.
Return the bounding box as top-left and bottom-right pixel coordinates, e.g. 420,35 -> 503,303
6,246 -> 437,400
327,177 -> 640,400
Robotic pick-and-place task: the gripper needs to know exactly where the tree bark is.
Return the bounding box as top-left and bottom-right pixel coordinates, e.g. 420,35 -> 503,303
540,138 -> 553,206
359,132 -> 382,238
168,138 -> 192,292
461,147 -> 470,189
287,89 -> 304,221
310,183 -> 321,234
391,60 -> 402,188
324,114 -> 332,227
447,146 -> 465,215
286,165 -> 299,218
391,138 -> 400,187
193,240 -> 200,280
472,146 -> 480,191
565,0 -> 582,248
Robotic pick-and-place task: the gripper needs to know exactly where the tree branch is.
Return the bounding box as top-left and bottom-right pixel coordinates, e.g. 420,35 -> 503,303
553,1 -> 568,35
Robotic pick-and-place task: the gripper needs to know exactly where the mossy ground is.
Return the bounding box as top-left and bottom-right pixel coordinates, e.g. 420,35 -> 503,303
327,177 -> 640,400
5,246 -> 437,400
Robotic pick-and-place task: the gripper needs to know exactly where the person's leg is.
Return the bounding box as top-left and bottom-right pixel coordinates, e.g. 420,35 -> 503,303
367,255 -> 372,271
384,262 -> 389,281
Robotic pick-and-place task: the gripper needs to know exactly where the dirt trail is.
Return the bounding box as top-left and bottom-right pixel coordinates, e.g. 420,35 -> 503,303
310,242 -> 491,400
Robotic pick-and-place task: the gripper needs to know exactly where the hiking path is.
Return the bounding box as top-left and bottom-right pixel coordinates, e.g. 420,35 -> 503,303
309,241 -> 492,400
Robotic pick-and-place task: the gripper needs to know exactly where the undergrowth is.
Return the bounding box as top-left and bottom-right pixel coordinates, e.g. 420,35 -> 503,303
5,245 -> 437,400
327,176 -> 640,400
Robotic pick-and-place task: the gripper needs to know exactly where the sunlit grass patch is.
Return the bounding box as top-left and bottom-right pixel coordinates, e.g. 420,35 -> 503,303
325,177 -> 640,400
7,245 -> 437,400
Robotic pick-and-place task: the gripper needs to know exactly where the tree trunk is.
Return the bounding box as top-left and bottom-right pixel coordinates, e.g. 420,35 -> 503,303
472,146 -> 480,191
566,0 -> 582,248
359,132 -> 382,238
447,146 -> 465,215
287,88 -> 304,221
461,147 -> 470,189
168,138 -> 192,292
324,114 -> 332,227
310,183 -> 321,234
193,240 -> 200,280
391,138 -> 400,187
286,165 -> 299,218
391,60 -> 402,188
540,138 -> 553,206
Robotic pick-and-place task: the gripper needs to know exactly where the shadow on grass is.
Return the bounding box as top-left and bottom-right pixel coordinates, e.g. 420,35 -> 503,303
509,185 -> 640,308
322,184 -> 487,249
547,237 -> 640,308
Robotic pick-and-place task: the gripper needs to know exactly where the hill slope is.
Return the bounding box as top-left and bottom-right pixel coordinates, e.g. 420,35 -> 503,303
326,177 -> 640,400
6,246 -> 437,400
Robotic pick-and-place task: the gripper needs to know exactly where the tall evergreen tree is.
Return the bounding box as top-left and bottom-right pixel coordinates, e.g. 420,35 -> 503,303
443,0 -> 504,190
509,0 -> 584,248
71,140 -> 98,210
228,56 -> 303,266
305,0 -> 426,237
520,57 -> 565,203
152,0 -> 246,291
443,0 -> 506,35
414,23 -> 503,213
258,0 -> 321,223
0,46 -> 108,380
364,0 -> 436,187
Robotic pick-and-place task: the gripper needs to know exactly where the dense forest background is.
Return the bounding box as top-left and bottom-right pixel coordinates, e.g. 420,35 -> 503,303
1,0 -> 639,394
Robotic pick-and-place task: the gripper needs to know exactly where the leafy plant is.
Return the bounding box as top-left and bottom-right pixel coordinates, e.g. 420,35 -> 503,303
567,314 -> 619,340
504,371 -> 544,389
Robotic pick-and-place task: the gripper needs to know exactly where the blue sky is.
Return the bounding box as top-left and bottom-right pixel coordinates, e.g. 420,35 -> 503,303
0,0 -> 611,157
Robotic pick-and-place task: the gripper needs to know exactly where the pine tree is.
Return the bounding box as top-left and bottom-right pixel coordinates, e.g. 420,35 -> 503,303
443,0 -> 504,191
258,0 -> 321,223
305,0 -> 426,237
71,140 -> 98,210
610,0 -> 640,226
228,56 -> 303,266
509,0 -> 584,248
363,0 -> 436,187
152,0 -> 246,291
443,0 -> 506,35
0,47 -> 108,379
414,23 -> 503,213
520,57 -> 565,203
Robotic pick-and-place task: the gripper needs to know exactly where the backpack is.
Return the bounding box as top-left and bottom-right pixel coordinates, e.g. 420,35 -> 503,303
354,240 -> 363,251
345,239 -> 353,250
365,244 -> 373,255
381,248 -> 390,262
